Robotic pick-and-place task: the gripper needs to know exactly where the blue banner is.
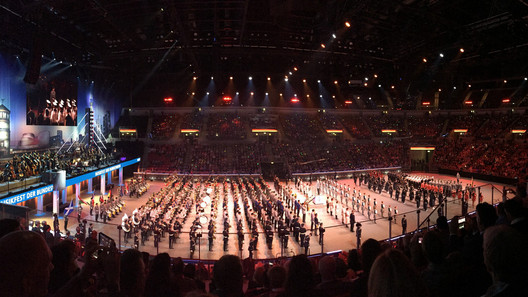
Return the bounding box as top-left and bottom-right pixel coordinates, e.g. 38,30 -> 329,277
0,184 -> 54,205
0,158 -> 141,205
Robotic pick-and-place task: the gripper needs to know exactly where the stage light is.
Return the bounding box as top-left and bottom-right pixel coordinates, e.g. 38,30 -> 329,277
504,80 -> 507,83
365,77 -> 368,81
345,21 -> 351,27
294,94 -> 297,97
303,79 -> 307,83
334,80 -> 338,84
321,44 -> 326,48
332,34 -> 337,39
191,92 -> 195,95
438,88 -> 442,92
236,92 -> 239,95
459,48 -> 464,53
193,77 -> 197,80
230,76 -> 233,80
317,80 -> 321,83
374,74 -> 378,78
525,77 -> 528,81
250,92 -> 254,96
265,92 -> 268,96
289,71 -> 293,75
307,94 -> 310,98
378,84 -> 381,88
285,77 -> 288,82
332,95 -> 336,99
223,96 -> 232,102
502,98 -> 510,103
267,77 -> 271,81
280,93 -> 283,96
391,85 -> 395,89
468,84 -> 471,88
364,83 -> 368,87
206,92 -> 210,95
422,58 -> 427,63
345,100 -> 352,104
293,67 -> 298,71
320,95 -> 323,98
439,53 -> 444,58
291,98 -> 300,103
454,87 -> 457,90
249,76 -> 252,80
211,76 -> 214,80
164,97 -> 173,102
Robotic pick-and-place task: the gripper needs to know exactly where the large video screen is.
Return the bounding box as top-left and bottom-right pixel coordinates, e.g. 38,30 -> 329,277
26,78 -> 78,126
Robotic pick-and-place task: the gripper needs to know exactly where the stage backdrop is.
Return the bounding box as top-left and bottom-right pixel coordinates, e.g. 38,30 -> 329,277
0,53 -> 119,150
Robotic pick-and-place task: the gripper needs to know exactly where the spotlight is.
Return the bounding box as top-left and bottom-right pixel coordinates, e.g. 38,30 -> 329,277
285,77 -> 288,82
293,67 -> 298,71
321,44 -> 326,48
193,77 -> 197,80
303,79 -> 307,83
504,80 -> 507,83
525,77 -> 528,81
265,92 -> 268,96
459,48 -> 464,53
307,94 -> 310,98
374,74 -> 378,78
319,95 -> 323,98
267,77 -> 271,81
364,77 -> 368,81
364,83 -> 368,87
192,92 -> 195,95
230,76 -> 233,80
206,92 -> 210,95
249,76 -> 252,80
422,58 -> 427,63
334,80 -> 338,85
250,92 -> 254,95
438,89 -> 442,92
468,84 -> 472,88
345,21 -> 351,27
317,80 -> 321,83
289,72 -> 293,75
439,53 -> 444,58
280,93 -> 283,96
332,34 -> 337,39
453,87 -> 457,90
236,92 -> 239,95
391,85 -> 395,89
211,76 -> 214,80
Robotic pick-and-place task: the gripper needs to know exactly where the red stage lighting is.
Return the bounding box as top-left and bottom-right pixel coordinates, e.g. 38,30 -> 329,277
291,98 -> 300,103
502,98 -> 510,103
164,97 -> 173,102
223,96 -> 232,102
345,100 -> 352,104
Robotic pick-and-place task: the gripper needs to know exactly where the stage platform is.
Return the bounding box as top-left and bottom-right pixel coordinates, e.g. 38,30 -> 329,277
29,173 -> 515,261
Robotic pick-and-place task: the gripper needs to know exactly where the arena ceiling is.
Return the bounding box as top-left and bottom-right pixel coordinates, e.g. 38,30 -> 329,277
2,0 -> 528,107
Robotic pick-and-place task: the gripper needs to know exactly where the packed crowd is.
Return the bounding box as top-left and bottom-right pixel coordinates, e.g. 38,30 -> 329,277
207,113 -> 248,140
280,114 -> 325,142
150,115 -> 179,140
180,111 -> 204,131
406,114 -> 446,138
146,144 -> 187,173
365,115 -> 406,137
340,116 -> 372,139
433,139 -> 528,179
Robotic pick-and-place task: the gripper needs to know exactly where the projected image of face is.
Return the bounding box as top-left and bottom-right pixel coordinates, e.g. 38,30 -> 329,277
26,78 -> 77,126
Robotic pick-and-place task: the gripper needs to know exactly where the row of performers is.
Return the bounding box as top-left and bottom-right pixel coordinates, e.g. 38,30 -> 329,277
120,176 -> 319,255
82,194 -> 125,223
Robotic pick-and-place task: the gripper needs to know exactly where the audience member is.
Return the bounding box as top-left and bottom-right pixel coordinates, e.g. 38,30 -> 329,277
368,249 -> 429,297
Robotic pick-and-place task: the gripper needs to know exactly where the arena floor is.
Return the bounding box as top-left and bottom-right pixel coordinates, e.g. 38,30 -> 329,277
31,173 -> 515,260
